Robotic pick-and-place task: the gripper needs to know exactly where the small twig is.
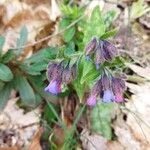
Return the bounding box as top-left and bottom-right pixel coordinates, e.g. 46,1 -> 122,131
9,14 -> 86,50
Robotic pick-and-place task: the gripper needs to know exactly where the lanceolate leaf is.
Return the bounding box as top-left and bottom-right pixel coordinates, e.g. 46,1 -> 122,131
91,102 -> 115,140
101,28 -> 118,39
0,83 -> 11,111
16,75 -> 36,107
83,6 -> 105,44
63,27 -> 75,42
2,49 -> 16,63
0,63 -> 13,82
0,36 -> 5,54
16,26 -> 28,55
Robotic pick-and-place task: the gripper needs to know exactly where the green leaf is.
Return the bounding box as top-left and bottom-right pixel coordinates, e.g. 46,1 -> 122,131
23,60 -> 47,75
64,41 -> 75,57
80,59 -> 95,84
25,47 -> 58,64
101,28 -> 118,39
0,36 -> 5,53
0,63 -> 13,81
63,27 -> 75,42
16,26 -> 28,55
73,79 -> 85,103
83,6 -> 105,44
0,83 -> 11,111
43,104 -> 58,124
91,102 -> 115,140
2,50 -> 16,63
0,80 -> 5,90
104,10 -> 117,28
59,18 -> 70,29
16,75 -> 36,107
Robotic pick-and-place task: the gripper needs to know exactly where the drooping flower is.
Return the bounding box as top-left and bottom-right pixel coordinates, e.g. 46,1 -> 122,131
95,42 -> 105,69
111,77 -> 126,103
47,62 -> 63,81
102,89 -> 114,103
44,80 -> 62,95
85,37 -> 97,60
86,80 -> 102,107
100,74 -> 114,103
47,63 -> 58,81
86,95 -> 97,106
100,40 -> 118,61
62,65 -> 72,84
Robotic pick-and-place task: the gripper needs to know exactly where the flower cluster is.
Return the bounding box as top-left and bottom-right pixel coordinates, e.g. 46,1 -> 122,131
45,62 -> 77,95
85,37 -> 118,69
87,73 -> 126,106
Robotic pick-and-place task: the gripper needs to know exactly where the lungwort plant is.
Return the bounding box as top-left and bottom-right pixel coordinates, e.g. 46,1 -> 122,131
0,4 -> 127,148
44,5 -> 126,143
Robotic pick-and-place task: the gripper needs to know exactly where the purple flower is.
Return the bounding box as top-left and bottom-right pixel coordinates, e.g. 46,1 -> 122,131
95,43 -> 105,69
100,40 -> 118,61
47,62 -> 63,81
85,37 -> 97,59
62,65 -> 72,84
86,55 -> 90,61
45,80 -> 61,95
111,77 -> 126,103
114,94 -> 124,103
86,95 -> 97,106
91,80 -> 102,97
102,89 -> 114,103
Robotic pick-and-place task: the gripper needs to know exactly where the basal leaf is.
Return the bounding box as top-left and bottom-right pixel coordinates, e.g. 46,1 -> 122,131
2,50 -> 16,63
0,63 -> 13,82
0,80 -> 5,90
16,75 -> 36,107
0,83 -> 11,111
16,25 -> 28,55
91,102 -> 115,140
0,36 -> 5,54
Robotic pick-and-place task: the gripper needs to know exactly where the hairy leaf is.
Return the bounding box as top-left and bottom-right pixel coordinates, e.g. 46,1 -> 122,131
0,63 -> 13,81
91,102 -> 115,140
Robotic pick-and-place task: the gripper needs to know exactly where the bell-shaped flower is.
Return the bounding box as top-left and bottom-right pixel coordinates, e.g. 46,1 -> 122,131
45,80 -> 61,95
102,89 -> 114,103
101,40 -> 118,61
85,37 -> 97,60
112,77 -> 126,103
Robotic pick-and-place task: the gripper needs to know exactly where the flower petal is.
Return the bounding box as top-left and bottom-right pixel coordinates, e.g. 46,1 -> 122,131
102,89 -> 114,103
87,95 -> 97,107
45,80 -> 61,95
114,94 -> 124,103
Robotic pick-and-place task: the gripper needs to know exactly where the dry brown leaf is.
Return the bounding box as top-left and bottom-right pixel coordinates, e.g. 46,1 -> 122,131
127,64 -> 150,80
107,141 -> 124,150
0,145 -> 21,150
0,5 -> 6,23
80,129 -> 108,150
52,125 -> 65,148
35,21 -> 56,50
28,127 -> 43,150
22,0 -> 49,6
126,82 -> 150,144
6,10 -> 33,28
